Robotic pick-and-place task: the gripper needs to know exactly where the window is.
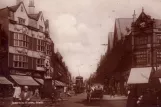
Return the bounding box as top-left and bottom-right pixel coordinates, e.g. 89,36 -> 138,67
157,34 -> 161,43
37,39 -> 45,52
134,37 -> 148,45
21,6 -> 23,12
157,50 -> 161,64
9,11 -> 14,20
41,16 -> 43,21
46,44 -> 51,55
36,59 -> 44,67
135,50 -> 147,66
18,17 -> 25,25
14,33 -> 29,48
39,25 -> 43,32
13,54 -> 28,68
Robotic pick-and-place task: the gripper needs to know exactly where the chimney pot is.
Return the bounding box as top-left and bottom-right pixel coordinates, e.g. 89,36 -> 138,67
28,0 -> 35,14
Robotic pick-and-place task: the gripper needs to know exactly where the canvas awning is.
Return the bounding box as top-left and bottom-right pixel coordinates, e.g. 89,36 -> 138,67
11,75 -> 39,86
34,78 -> 44,85
127,67 -> 152,84
53,80 -> 66,87
0,76 -> 13,85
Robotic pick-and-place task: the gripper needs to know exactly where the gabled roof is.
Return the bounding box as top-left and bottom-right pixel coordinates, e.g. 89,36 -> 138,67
115,18 -> 133,41
7,2 -> 27,13
28,11 -> 42,21
7,3 -> 21,12
6,2 -> 43,21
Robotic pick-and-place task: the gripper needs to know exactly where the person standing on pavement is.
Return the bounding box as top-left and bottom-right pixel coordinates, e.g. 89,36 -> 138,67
13,84 -> 21,101
19,86 -> 32,102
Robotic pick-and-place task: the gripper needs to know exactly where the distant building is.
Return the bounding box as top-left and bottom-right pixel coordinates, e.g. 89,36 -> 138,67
113,18 -> 133,46
107,32 -> 114,53
0,0 -> 53,85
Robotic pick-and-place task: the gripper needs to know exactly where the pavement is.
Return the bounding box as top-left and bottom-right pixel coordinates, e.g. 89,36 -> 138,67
103,95 -> 128,100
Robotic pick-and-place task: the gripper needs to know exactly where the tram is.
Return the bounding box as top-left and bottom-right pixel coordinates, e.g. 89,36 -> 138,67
75,76 -> 84,94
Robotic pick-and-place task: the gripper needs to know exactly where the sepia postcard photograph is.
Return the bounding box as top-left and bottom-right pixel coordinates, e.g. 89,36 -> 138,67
0,0 -> 161,107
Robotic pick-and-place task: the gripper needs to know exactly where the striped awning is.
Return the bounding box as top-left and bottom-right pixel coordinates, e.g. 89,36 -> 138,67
11,75 -> 39,86
0,76 -> 13,85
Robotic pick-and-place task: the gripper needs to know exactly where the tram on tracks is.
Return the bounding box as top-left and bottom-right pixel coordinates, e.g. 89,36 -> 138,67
75,76 -> 84,94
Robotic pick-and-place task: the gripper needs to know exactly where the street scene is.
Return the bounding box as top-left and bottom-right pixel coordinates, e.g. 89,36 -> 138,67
0,0 -> 161,107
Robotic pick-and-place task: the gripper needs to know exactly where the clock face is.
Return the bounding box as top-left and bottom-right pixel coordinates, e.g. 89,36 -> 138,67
139,22 -> 146,28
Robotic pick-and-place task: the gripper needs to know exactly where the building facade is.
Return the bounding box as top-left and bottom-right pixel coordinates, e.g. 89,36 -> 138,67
131,11 -> 161,68
0,0 -> 53,84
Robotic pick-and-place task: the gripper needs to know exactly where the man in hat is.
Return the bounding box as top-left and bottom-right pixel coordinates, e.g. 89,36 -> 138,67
19,86 -> 32,102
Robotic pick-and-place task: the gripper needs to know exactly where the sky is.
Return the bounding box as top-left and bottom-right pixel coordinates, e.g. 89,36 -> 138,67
1,0 -> 161,79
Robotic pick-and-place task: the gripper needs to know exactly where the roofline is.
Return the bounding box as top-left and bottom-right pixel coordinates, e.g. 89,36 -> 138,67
0,7 -> 8,12
0,2 -> 47,26
115,18 -> 133,20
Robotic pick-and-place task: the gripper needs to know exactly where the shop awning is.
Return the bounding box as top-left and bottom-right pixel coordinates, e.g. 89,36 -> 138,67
0,76 -> 13,85
11,75 -> 39,86
34,78 -> 44,85
127,67 -> 152,84
53,80 -> 66,87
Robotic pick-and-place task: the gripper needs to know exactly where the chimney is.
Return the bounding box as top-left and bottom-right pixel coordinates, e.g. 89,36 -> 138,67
28,0 -> 35,14
16,0 -> 23,4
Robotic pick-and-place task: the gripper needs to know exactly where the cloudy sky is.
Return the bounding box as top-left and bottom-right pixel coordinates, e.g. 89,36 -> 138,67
1,0 -> 161,79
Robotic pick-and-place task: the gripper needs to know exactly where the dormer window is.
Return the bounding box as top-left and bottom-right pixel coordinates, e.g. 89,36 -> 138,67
41,16 -> 43,21
39,25 -> 43,32
18,17 -> 25,25
21,6 -> 23,12
9,11 -> 14,20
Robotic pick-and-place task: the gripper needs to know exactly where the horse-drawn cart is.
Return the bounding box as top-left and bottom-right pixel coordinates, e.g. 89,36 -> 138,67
86,84 -> 103,102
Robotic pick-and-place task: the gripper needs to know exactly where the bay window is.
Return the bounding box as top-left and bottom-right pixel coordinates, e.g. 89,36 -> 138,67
46,44 -> 51,55
36,59 -> 45,67
13,54 -> 28,69
14,33 -> 29,48
37,39 -> 45,52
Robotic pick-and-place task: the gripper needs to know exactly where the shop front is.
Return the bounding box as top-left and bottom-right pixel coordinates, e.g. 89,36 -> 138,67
0,76 -> 13,107
0,76 -> 13,98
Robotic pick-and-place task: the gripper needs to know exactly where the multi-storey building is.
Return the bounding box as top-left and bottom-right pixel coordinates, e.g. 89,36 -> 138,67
0,0 -> 53,85
128,10 -> 161,85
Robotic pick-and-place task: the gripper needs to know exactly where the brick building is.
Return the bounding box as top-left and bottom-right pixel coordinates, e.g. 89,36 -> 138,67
0,0 -> 54,86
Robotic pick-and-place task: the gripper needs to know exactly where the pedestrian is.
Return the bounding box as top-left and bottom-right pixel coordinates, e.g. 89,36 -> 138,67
19,86 -> 32,102
110,87 -> 115,98
13,84 -> 21,102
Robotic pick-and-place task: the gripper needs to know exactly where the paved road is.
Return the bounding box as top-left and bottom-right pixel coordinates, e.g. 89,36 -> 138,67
56,93 -> 127,107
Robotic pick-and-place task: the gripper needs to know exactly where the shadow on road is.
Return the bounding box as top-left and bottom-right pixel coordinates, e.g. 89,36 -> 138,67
75,99 -> 104,106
